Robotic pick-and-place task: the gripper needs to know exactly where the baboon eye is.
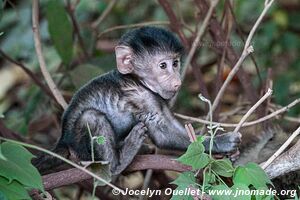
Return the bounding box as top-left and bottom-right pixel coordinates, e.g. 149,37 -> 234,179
159,62 -> 167,69
173,60 -> 179,68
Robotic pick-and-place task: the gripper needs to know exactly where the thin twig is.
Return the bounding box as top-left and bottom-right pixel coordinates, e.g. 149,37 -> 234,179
262,126 -> 300,170
181,0 -> 220,79
227,1 -> 262,86
97,21 -> 170,39
174,97 -> 300,127
32,0 -> 68,110
211,0 -> 275,113
89,0 -> 117,55
211,46 -> 254,113
174,0 -> 195,34
284,116 -> 300,123
157,0 -> 189,48
0,49 -> 55,102
234,89 -> 272,133
214,1 -> 232,115
185,123 -> 197,142
91,0 -> 117,29
139,169 -> 153,200
66,0 -> 89,59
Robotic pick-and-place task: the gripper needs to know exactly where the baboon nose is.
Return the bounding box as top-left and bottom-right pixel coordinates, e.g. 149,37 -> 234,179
173,80 -> 182,90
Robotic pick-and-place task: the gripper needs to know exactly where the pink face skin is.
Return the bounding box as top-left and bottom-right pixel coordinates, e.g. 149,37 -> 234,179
139,53 -> 182,99
115,46 -> 182,100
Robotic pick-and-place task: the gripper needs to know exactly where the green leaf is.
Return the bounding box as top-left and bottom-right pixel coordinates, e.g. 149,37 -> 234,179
46,0 -> 73,65
0,176 -> 30,200
233,162 -> 272,189
0,0 -> 3,21
0,113 -> 4,118
196,135 -> 205,143
177,140 -> 210,170
203,171 -> 215,185
211,159 -> 234,177
170,172 -> 196,200
272,10 -> 288,28
96,136 -> 106,145
171,172 -> 196,187
0,142 -> 43,191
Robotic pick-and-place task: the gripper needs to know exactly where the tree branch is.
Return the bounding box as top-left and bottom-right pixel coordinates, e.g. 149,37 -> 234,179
42,155 -> 191,191
263,135 -> 300,179
262,126 -> 300,170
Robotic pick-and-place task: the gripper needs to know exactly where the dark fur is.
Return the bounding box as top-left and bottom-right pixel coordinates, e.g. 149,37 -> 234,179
118,26 -> 184,56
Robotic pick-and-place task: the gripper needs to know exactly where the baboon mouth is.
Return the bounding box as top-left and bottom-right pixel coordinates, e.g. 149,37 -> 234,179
164,90 -> 177,98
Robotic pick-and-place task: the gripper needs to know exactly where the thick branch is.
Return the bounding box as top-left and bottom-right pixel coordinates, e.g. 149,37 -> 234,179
263,138 -> 300,179
42,155 -> 191,191
262,126 -> 300,170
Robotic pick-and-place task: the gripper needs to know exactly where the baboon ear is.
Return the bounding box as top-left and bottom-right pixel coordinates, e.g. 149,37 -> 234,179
115,45 -> 134,74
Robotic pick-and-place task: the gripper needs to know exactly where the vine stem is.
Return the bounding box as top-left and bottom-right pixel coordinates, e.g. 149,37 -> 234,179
0,136 -> 124,194
32,0 -> 68,110
86,122 -> 95,162
86,122 -> 96,200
